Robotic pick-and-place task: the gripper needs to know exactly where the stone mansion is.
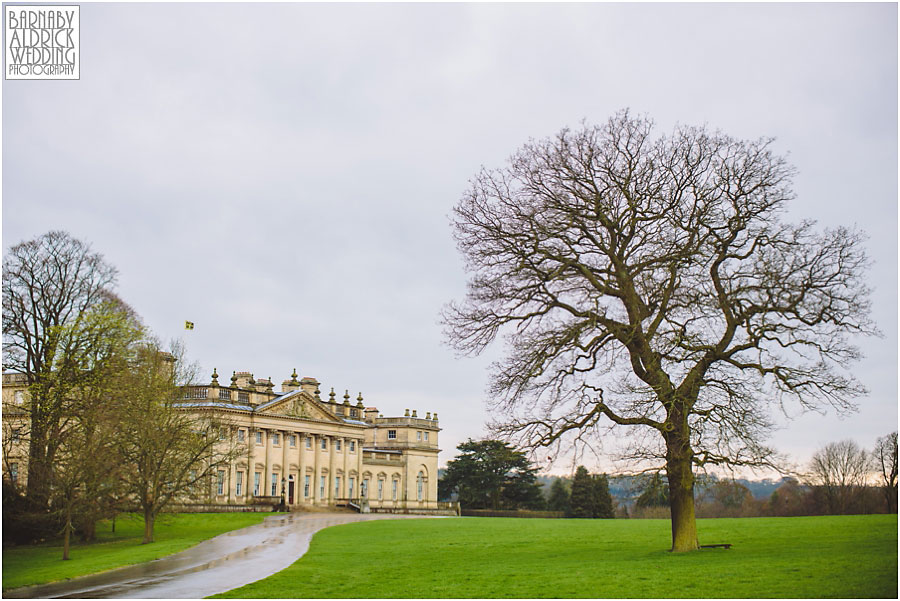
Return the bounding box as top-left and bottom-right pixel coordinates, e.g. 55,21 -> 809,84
2,368 -> 444,513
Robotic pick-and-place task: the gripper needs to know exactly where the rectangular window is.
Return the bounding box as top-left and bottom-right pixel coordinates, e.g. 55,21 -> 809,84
14,390 -> 24,405
272,433 -> 280,446
218,428 -> 226,440
335,476 -> 341,498
350,440 -> 356,452
9,462 -> 18,485
306,437 -> 312,449
238,391 -> 250,402
236,471 -> 243,496
377,479 -> 384,500
335,439 -> 342,451
350,408 -> 358,418
290,435 -> 296,447
11,428 -> 20,443
271,473 -> 278,496
320,476 -> 326,499
321,438 -> 327,450
349,477 -> 355,499
392,479 -> 398,501
362,478 -> 369,499
388,430 -> 397,440
216,470 -> 225,495
304,475 -> 310,498
417,431 -> 422,441
254,471 -> 261,496
237,429 -> 245,442
255,431 -> 262,445
219,388 -> 231,401
424,431 -> 429,442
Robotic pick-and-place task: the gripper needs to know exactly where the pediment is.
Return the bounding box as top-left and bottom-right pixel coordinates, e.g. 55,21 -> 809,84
256,391 -> 341,422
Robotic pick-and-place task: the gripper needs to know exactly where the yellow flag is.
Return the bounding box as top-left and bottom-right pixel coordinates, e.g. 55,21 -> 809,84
185,321 -> 194,330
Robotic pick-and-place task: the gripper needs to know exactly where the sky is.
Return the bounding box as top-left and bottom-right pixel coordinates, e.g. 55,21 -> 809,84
3,2 -> 897,477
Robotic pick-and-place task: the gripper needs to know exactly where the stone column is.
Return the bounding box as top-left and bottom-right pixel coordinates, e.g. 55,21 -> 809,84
298,431 -> 306,502
342,437 -> 349,499
248,426 -> 256,497
327,435 -> 335,504
263,429 -> 270,496
281,430 -> 289,503
356,437 -> 363,500
312,433 -> 320,504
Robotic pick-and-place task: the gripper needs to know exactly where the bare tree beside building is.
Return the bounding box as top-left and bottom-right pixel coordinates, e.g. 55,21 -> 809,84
2,231 -> 118,510
444,112 -> 876,551
114,340 -> 241,544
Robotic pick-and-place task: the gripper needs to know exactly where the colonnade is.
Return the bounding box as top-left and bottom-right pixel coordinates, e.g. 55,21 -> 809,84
225,426 -> 365,506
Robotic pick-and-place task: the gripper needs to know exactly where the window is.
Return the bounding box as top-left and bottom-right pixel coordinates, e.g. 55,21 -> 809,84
392,479 -> 398,501
335,439 -> 341,451
290,435 -> 296,447
216,470 -> 225,495
321,438 -> 327,450
254,472 -> 261,496
238,391 -> 249,402
362,478 -> 369,499
424,431 -> 429,442
236,471 -> 243,496
377,479 -> 384,500
14,390 -> 24,405
11,428 -> 20,443
417,431 -> 422,441
255,431 -> 262,445
271,473 -> 278,496
349,477 -> 355,499
237,429 -> 245,442
9,462 -> 18,485
388,430 -> 397,440
417,472 -> 424,501
304,475 -> 310,498
350,408 -> 358,418
320,476 -> 326,499
219,388 -> 231,401
306,437 -> 312,449
218,428 -> 226,440
349,440 -> 356,452
335,476 -> 341,498
272,433 -> 280,446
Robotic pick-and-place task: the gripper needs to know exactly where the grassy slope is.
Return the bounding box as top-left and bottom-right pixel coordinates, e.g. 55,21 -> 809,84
216,514 -> 897,599
2,512 -> 275,590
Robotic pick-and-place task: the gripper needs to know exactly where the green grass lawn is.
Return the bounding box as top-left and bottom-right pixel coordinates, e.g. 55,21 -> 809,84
215,514 -> 897,598
2,512 -> 275,591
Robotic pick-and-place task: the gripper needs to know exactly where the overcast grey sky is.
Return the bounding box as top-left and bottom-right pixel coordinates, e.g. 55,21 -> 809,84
3,3 -> 897,475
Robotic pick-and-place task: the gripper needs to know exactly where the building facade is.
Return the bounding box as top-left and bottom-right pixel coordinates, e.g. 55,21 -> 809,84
2,368 -> 443,513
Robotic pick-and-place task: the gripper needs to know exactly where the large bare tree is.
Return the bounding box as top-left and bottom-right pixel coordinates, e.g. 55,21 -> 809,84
443,112 -> 876,551
3,231 -> 118,510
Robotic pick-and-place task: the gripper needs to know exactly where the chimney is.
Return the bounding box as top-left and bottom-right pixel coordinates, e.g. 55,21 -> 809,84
300,377 -> 319,395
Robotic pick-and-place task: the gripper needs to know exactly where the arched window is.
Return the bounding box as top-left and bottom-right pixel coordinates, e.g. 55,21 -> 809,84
417,471 -> 424,501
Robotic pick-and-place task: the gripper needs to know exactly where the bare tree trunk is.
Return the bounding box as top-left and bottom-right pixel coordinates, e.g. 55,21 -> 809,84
666,432 -> 699,553
62,508 -> 72,560
26,429 -> 51,511
142,508 -> 155,544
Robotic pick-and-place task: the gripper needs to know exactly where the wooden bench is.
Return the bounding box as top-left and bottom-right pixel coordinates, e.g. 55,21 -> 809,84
700,543 -> 732,549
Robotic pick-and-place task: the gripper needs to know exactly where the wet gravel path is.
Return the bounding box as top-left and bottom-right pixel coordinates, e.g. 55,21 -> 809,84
6,512 -> 425,598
